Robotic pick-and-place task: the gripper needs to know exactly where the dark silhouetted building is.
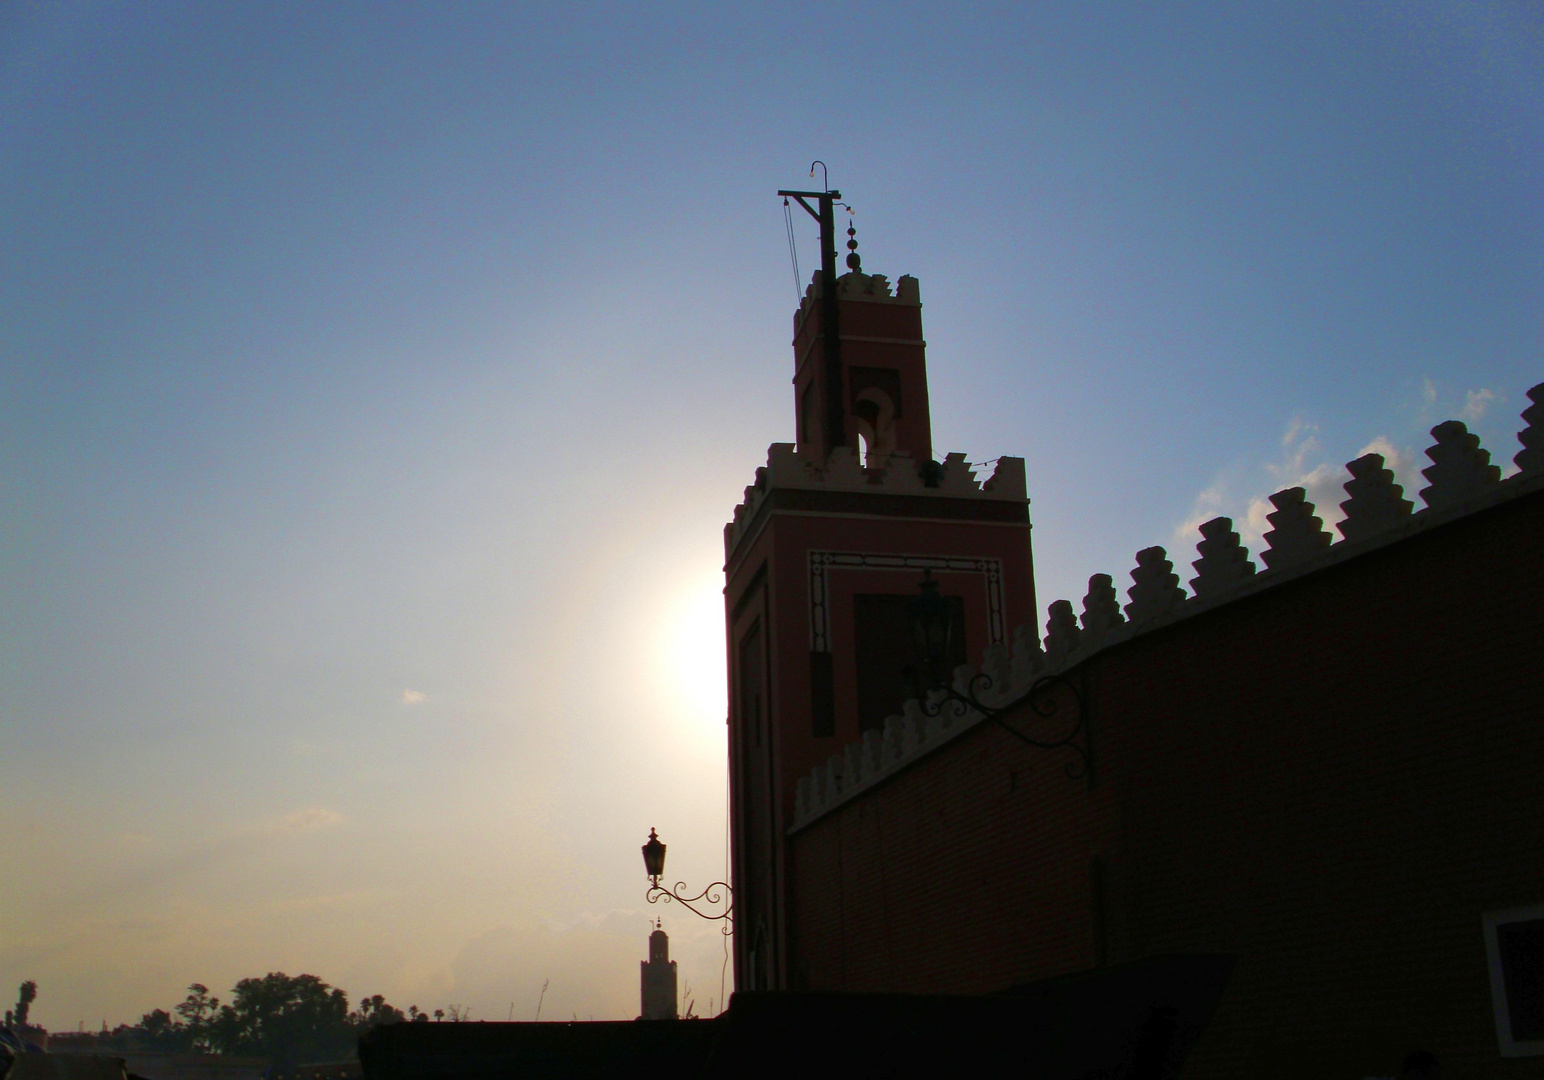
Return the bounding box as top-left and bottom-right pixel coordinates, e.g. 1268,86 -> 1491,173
724,264 -> 1544,1076
639,924 -> 678,1021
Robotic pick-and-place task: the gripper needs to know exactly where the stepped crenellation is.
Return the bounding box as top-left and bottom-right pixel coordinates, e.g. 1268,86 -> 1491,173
1125,546 -> 1186,623
1043,599 -> 1081,666
979,641 -> 1016,707
1338,452 -> 1413,542
793,270 -> 923,334
724,445 -> 1028,560
791,381 -> 1544,830
1079,573 -> 1125,646
1517,384 -> 1544,478
1190,517 -> 1256,600
1009,623 -> 1045,688
1419,419 -> 1501,510
1260,487 -> 1333,570
844,741 -> 865,794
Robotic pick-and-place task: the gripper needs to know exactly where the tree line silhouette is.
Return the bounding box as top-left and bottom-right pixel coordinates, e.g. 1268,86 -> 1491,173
136,975 -> 464,1066
9,977 -> 468,1070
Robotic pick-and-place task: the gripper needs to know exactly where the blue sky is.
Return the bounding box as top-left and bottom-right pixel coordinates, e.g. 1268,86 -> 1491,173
2,1 -> 1540,1026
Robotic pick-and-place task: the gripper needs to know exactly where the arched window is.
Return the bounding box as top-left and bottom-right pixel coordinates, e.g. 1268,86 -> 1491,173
853,387 -> 896,466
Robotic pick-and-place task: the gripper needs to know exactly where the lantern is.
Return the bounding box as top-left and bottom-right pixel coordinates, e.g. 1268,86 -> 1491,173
641,828 -> 666,885
909,568 -> 953,683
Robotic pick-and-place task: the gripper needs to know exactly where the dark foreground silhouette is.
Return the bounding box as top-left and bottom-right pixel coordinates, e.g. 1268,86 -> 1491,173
359,953 -> 1233,1080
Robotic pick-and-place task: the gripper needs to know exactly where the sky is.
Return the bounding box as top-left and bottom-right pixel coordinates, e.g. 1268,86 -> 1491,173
2,0 -> 1541,1029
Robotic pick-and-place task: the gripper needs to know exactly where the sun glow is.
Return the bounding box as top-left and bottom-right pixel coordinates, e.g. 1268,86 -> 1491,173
657,573 -> 728,735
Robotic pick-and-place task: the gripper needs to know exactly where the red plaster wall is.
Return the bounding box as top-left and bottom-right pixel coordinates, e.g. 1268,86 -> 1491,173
725,500 -> 1034,991
792,282 -> 931,461
725,268 -> 1035,994
786,489 -> 1544,1078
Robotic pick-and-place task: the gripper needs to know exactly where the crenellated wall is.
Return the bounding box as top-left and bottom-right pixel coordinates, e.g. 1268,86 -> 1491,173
725,448 -> 1026,562
792,268 -> 923,333
780,381 -> 1544,1078
791,384 -> 1544,830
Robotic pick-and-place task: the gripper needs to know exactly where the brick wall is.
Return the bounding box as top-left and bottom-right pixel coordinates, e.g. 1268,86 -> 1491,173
787,488 -> 1544,1078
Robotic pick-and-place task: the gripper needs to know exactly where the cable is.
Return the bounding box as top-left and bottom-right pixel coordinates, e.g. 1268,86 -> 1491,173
720,740 -> 731,1014
783,198 -> 803,302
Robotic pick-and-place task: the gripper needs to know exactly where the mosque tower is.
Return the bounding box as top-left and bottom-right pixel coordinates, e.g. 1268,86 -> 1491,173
639,921 -> 678,1020
723,220 -> 1037,990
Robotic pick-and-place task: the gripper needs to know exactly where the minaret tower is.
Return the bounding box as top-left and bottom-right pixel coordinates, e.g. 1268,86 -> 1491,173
724,205 -> 1037,990
639,920 -> 678,1021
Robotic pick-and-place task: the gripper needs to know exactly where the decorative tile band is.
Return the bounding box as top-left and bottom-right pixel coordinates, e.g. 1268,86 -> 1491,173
807,551 -> 1005,653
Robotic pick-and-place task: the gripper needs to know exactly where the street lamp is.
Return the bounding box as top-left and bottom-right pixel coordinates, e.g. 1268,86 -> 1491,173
640,828 -> 733,925
908,568 -> 954,691
642,828 -> 666,887
908,570 -> 1093,786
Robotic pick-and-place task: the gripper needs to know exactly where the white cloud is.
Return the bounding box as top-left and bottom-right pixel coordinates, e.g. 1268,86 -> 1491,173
273,807 -> 345,834
1177,417 -> 1424,557
1357,435 -> 1408,475
1239,459 -> 1346,548
1171,483 -> 1227,550
1177,416 -> 1330,554
1238,416 -> 1353,547
1460,388 -> 1497,424
1356,435 -> 1423,505
1280,415 -> 1315,452
401,689 -> 428,706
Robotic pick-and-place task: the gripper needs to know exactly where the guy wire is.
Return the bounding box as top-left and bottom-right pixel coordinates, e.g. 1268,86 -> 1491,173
782,197 -> 802,302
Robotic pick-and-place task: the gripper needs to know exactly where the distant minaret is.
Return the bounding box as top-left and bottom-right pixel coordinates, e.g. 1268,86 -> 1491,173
639,921 -> 678,1020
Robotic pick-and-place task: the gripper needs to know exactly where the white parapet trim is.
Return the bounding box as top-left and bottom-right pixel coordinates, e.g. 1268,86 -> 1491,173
725,447 -> 1027,562
788,388 -> 1544,832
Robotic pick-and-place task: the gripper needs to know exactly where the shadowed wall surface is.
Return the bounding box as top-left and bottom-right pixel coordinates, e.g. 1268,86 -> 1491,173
787,486 -> 1544,1078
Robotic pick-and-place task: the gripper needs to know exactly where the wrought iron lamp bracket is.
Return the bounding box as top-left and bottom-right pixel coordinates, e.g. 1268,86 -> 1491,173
921,670 -> 1093,787
646,878 -> 734,931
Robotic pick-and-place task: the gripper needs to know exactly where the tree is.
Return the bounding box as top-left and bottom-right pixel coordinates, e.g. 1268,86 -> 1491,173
175,985 -> 219,1026
206,973 -> 351,1068
174,984 -> 220,1052
14,983 -> 37,1029
349,995 -> 404,1029
136,1009 -> 190,1052
116,975 -> 428,1066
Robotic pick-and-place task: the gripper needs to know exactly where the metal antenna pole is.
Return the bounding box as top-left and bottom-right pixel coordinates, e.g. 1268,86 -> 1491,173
817,192 -> 844,453
778,186 -> 845,454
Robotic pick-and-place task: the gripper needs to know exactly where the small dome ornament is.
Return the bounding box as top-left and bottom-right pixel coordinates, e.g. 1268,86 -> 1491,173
845,220 -> 862,273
